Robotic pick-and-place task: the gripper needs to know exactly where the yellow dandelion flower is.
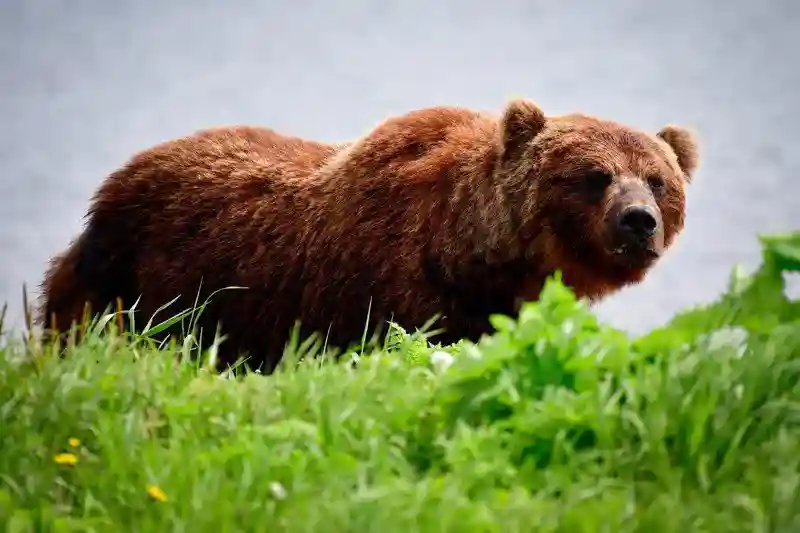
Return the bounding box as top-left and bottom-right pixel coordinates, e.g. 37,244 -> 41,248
68,438 -> 80,447
53,453 -> 78,466
147,484 -> 168,502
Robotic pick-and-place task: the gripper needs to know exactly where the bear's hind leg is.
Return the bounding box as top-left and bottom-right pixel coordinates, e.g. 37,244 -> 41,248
38,219 -> 139,344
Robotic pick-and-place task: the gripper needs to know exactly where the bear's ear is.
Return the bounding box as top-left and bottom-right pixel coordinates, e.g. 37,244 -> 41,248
657,125 -> 699,182
500,99 -> 547,164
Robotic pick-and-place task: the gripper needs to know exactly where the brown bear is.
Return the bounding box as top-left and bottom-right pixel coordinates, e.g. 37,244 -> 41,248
37,98 -> 699,372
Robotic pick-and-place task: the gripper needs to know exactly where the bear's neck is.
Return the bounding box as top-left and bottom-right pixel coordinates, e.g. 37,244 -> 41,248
439,150 -> 527,264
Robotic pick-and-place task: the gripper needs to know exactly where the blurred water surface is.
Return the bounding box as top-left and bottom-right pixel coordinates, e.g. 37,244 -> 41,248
1,0 -> 798,334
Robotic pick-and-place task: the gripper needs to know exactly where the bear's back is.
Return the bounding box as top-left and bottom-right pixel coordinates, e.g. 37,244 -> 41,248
165,126 -> 345,185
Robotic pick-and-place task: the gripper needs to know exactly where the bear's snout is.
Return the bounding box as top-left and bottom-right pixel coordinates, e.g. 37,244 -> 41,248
606,194 -> 665,269
616,204 -> 659,242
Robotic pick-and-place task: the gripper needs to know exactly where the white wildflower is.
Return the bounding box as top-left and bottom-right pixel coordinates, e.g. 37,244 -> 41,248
268,481 -> 287,500
430,351 -> 454,373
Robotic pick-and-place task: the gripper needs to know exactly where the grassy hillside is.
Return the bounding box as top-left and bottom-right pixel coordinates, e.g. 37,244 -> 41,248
1,232 -> 799,532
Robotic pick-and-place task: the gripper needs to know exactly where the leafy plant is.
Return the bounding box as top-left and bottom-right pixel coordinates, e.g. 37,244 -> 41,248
0,231 -> 798,532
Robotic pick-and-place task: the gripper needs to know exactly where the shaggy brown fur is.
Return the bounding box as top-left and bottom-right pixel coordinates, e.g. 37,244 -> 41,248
38,99 -> 699,372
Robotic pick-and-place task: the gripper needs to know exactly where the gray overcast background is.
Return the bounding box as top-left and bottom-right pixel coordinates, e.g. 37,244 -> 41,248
1,0 -> 798,335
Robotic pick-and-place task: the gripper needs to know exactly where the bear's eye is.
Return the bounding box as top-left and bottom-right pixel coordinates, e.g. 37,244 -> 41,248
580,169 -> 612,201
647,174 -> 666,196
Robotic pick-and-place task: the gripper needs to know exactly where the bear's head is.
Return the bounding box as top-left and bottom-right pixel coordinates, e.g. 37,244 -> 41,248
496,98 -> 699,295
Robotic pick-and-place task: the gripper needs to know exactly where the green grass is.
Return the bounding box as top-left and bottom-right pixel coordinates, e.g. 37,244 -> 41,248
1,232 -> 800,532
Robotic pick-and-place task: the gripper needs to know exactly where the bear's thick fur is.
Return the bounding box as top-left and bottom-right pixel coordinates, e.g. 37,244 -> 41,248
38,99 -> 699,372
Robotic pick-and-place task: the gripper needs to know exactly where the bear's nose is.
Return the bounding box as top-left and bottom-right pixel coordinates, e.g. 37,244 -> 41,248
617,205 -> 658,241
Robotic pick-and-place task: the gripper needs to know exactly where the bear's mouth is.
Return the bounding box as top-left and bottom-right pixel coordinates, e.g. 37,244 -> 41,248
610,243 -> 662,268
